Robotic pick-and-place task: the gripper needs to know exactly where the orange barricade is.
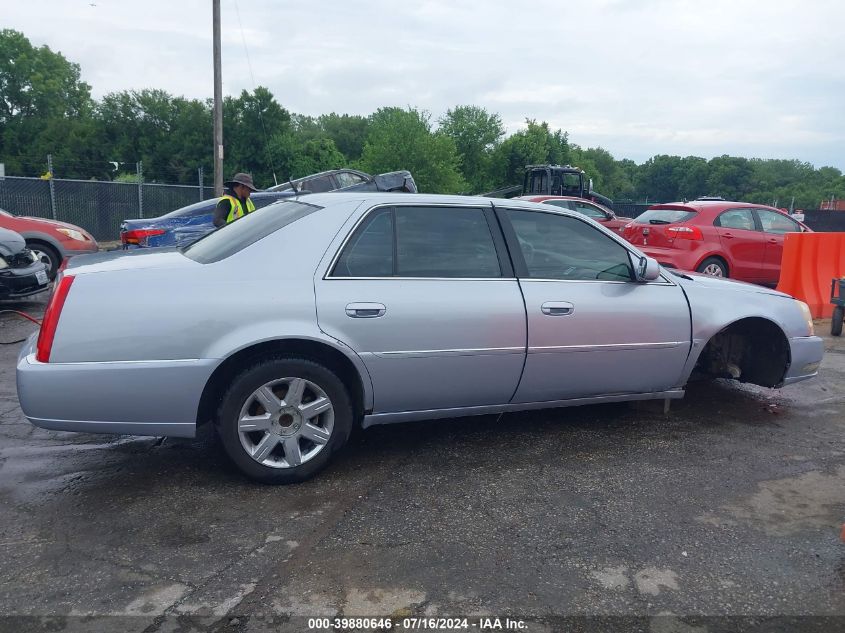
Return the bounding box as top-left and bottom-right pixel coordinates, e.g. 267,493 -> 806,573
776,232 -> 845,318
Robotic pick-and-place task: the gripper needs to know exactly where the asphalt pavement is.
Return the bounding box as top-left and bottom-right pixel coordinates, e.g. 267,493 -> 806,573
0,292 -> 843,633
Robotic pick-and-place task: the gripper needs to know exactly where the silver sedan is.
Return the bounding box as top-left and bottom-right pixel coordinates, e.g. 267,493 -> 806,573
17,193 -> 824,483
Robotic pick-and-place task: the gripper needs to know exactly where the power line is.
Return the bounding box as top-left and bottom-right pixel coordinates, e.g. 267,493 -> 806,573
233,0 -> 279,186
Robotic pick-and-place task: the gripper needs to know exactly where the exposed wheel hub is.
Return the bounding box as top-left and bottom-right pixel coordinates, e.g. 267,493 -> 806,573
272,408 -> 302,436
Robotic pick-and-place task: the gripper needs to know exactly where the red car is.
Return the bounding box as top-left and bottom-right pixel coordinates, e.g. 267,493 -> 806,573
622,200 -> 811,285
0,208 -> 99,279
518,196 -> 633,234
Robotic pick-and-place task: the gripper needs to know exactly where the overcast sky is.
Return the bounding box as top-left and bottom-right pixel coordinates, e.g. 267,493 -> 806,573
7,0 -> 845,169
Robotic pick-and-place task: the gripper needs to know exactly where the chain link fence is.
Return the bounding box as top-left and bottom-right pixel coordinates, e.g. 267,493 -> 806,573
0,176 -> 216,241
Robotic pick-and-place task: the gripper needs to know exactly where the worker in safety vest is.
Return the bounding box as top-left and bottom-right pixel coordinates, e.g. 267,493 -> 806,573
213,172 -> 260,227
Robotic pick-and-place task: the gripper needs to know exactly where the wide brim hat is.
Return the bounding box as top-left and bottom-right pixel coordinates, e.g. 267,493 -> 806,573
224,172 -> 260,192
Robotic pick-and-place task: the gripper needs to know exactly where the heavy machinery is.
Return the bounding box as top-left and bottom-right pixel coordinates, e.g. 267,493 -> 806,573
483,164 -> 613,207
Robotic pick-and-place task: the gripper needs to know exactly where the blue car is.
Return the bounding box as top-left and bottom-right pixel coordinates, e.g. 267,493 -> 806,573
120,169 -> 416,248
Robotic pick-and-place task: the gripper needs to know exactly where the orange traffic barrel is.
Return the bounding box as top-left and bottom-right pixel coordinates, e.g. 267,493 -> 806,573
776,233 -> 845,318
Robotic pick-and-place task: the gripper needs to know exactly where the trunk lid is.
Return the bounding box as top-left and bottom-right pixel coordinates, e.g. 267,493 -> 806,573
623,206 -> 698,247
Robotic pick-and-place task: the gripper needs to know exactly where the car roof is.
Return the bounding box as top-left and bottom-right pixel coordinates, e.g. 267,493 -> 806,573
649,200 -> 783,213
300,192 -> 550,210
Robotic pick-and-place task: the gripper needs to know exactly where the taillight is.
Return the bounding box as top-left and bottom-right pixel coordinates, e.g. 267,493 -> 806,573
35,275 -> 75,363
121,229 -> 165,245
667,226 -> 704,241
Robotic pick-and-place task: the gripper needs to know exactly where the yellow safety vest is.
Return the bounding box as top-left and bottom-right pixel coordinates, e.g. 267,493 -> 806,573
223,195 -> 256,223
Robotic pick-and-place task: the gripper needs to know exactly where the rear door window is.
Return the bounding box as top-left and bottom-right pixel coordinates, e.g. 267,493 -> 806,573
332,208 -> 393,277
571,201 -> 609,221
331,206 -> 502,278
541,200 -> 574,211
715,209 -> 756,231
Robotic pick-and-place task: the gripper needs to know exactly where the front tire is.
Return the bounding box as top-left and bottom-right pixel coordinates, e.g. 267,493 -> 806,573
27,242 -> 61,280
216,357 -> 353,484
696,257 -> 728,278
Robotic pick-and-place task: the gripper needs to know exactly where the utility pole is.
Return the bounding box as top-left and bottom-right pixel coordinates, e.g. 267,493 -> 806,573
137,161 -> 144,218
47,154 -> 57,220
213,0 -> 224,196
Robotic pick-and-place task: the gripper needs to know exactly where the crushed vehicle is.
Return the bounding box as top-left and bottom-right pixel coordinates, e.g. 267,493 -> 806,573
120,168 -> 416,248
18,193 -> 823,484
0,227 -> 50,299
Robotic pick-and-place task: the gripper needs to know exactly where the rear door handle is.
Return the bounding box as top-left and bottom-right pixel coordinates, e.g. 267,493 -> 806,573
767,238 -> 779,244
345,302 -> 386,318
541,301 -> 574,316
722,232 -> 734,239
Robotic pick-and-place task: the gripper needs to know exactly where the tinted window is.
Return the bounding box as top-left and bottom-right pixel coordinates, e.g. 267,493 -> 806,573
572,201 -> 608,220
336,172 -> 367,188
332,209 -> 393,277
302,176 -> 334,193
396,207 -> 500,278
756,209 -> 801,234
506,209 -> 632,282
635,209 -> 697,225
715,209 -> 756,231
183,200 -> 321,264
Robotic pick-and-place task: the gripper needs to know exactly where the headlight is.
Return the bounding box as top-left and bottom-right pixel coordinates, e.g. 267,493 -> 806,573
57,228 -> 87,241
796,301 -> 814,336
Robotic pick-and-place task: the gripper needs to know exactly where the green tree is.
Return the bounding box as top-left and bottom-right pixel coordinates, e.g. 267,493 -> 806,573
0,29 -> 95,176
223,86 -> 291,185
358,107 -> 466,193
318,113 -> 369,162
439,105 -> 504,193
489,120 -> 570,188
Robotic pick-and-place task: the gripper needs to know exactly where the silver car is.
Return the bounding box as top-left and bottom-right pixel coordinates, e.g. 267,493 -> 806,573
17,193 -> 824,483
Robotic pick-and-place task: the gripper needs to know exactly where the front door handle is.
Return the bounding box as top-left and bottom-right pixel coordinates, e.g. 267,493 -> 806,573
345,302 -> 386,318
541,301 -> 574,316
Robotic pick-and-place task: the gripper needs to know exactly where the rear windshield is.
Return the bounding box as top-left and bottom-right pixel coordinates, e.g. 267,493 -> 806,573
161,199 -> 216,219
635,209 -> 697,225
183,200 -> 321,264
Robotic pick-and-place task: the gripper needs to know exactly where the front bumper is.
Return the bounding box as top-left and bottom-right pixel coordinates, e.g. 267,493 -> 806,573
16,335 -> 217,437
0,261 -> 50,298
783,335 -> 825,385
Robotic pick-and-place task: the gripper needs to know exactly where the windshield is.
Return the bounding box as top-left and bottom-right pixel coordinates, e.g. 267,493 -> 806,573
183,200 -> 322,264
635,209 -> 697,225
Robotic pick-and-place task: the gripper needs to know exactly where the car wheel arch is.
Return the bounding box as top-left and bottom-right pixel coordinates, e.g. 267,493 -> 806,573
196,338 -> 370,428
690,316 -> 791,388
695,254 -> 730,275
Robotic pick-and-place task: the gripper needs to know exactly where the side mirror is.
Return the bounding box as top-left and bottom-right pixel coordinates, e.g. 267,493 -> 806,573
635,255 -> 660,281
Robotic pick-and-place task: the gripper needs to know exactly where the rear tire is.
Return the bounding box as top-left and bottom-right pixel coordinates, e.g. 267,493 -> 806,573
833,306 -> 844,336
27,242 -> 61,280
696,257 -> 728,278
216,357 -> 353,484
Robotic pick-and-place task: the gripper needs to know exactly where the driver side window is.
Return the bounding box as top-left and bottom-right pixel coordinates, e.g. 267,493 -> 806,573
505,209 -> 633,282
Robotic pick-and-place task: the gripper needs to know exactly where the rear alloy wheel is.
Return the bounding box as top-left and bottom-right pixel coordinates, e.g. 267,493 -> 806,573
832,305 -> 844,337
696,257 -> 728,278
27,242 -> 60,280
217,358 -> 353,484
